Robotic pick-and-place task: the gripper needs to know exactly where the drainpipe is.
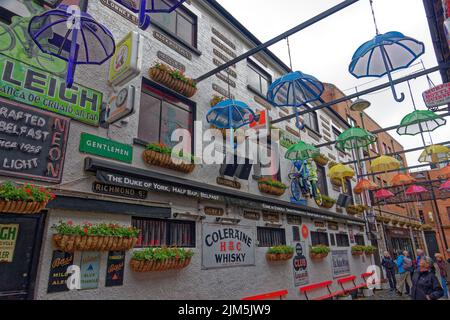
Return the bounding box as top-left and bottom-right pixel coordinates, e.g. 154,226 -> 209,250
427,171 -> 449,254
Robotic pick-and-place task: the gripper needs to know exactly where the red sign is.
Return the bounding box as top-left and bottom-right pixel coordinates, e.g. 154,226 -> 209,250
249,110 -> 269,130
422,82 -> 450,110
301,224 -> 309,239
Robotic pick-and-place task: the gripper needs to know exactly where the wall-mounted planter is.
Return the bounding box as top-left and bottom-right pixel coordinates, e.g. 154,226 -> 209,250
313,154 -> 329,166
53,234 -> 137,252
310,252 -> 329,260
0,182 -> 55,214
143,149 -> 195,174
258,183 -> 286,196
149,64 -> 197,98
0,201 -> 48,214
266,253 -> 294,261
319,196 -> 336,209
130,257 -> 192,272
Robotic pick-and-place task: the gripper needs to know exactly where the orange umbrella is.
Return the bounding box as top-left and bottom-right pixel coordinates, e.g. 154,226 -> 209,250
354,179 -> 379,194
391,173 -> 415,186
440,165 -> 450,179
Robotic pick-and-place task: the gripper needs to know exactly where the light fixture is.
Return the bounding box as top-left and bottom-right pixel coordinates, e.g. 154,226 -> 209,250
215,217 -> 240,225
173,212 -> 205,221
350,98 -> 371,112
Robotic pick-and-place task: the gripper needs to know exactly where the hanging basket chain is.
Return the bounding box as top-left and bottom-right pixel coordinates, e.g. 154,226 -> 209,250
369,0 -> 380,35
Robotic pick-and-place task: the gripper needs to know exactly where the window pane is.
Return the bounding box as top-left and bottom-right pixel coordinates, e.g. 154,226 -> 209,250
261,76 -> 270,95
160,101 -> 192,148
317,165 -> 328,196
177,14 -> 194,45
355,235 -> 365,246
153,10 -> 176,33
138,92 -> 161,143
248,66 -> 261,92
257,227 -> 286,247
311,231 -> 329,246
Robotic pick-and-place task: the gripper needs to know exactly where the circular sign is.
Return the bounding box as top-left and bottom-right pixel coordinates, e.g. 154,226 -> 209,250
116,88 -> 128,108
301,224 -> 309,239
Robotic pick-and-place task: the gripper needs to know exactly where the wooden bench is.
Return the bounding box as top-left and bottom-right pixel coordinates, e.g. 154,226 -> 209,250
241,290 -> 288,300
299,281 -> 344,300
337,275 -> 367,294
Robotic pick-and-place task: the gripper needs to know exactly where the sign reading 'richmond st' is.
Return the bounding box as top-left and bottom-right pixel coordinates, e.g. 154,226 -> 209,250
0,55 -> 102,126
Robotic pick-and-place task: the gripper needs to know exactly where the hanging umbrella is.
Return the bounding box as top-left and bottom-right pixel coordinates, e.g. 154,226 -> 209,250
371,155 -> 401,174
349,31 -> 425,102
374,189 -> 395,200
418,145 -> 450,164
206,99 -> 255,149
397,110 -> 446,136
28,4 -> 115,88
391,173 -> 416,186
335,127 -> 377,152
267,71 -> 324,130
405,184 -> 428,204
114,0 -> 187,29
285,141 -> 319,161
328,164 -> 355,193
440,165 -> 450,179
439,180 -> 450,191
354,179 -> 379,194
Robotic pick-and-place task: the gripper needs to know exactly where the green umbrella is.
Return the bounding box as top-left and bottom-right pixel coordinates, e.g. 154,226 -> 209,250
397,110 -> 446,136
285,141 -> 319,161
335,127 -> 377,152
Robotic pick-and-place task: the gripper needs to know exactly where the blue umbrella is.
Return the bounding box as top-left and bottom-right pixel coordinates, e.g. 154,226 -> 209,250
267,71 -> 324,130
206,99 -> 256,149
28,4 -> 115,88
349,31 -> 425,102
114,0 -> 187,30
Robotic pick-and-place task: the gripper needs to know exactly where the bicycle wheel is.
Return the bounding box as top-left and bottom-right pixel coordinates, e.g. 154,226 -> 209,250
290,178 -> 302,202
0,25 -> 15,52
311,182 -> 323,206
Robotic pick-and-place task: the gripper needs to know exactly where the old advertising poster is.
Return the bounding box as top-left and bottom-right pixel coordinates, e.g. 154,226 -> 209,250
80,251 -> 101,290
292,242 -> 309,287
0,224 -> 19,262
47,250 -> 74,293
105,251 -> 125,287
331,250 -> 351,279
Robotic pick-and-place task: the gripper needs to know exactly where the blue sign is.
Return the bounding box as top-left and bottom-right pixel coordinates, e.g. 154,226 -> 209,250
80,251 -> 101,290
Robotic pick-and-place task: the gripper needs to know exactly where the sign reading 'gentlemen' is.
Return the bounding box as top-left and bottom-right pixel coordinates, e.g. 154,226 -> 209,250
79,133 -> 133,163
0,98 -> 69,183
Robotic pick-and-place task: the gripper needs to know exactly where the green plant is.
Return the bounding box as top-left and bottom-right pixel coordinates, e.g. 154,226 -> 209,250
257,178 -> 288,190
146,143 -> 197,163
210,95 -> 225,107
351,245 -> 365,254
0,182 -> 55,202
132,247 -> 194,262
364,245 -> 377,255
321,195 -> 336,204
51,221 -> 139,238
153,63 -> 197,88
267,245 -> 294,255
310,245 -> 331,255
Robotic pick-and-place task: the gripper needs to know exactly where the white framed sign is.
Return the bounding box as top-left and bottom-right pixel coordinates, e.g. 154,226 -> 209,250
202,223 -> 255,269
106,85 -> 135,124
422,82 -> 450,109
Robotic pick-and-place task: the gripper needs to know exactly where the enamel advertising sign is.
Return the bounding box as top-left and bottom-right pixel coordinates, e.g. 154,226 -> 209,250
422,82 -> 450,110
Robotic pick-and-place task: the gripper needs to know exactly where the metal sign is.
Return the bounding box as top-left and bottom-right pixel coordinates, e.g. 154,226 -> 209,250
204,207 -> 225,217
79,133 -> 133,163
0,224 -> 19,262
100,0 -> 139,24
80,251 -> 101,290
292,242 -> 309,287
106,85 -> 136,124
92,182 -> 148,199
47,250 -> 74,293
422,82 -> 450,110
202,224 -> 255,269
105,251 -> 125,287
0,97 -> 69,183
0,55 -> 102,126
331,250 -> 351,279
108,32 -> 142,86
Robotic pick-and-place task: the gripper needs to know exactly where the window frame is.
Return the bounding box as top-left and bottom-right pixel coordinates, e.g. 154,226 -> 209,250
257,227 -> 286,247
354,234 -> 365,246
311,230 -> 330,246
247,59 -> 272,96
316,164 -> 329,196
335,233 -> 350,247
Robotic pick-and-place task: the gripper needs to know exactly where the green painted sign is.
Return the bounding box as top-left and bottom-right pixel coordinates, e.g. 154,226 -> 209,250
0,55 -> 102,126
79,133 -> 133,163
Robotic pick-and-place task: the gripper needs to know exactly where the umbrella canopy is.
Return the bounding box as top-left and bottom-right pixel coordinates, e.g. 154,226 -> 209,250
328,163 -> 355,193
439,180 -> 450,191
266,71 -> 323,130
405,185 -> 428,195
285,141 -> 319,161
418,145 -> 450,164
354,179 -> 379,194
349,31 -> 425,102
335,127 -> 377,152
374,189 -> 395,200
371,155 -> 401,173
397,110 -> 446,136
391,173 -> 416,186
29,4 -> 115,88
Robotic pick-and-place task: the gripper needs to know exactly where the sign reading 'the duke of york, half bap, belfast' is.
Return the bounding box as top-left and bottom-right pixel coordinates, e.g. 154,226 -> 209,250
0,55 -> 102,126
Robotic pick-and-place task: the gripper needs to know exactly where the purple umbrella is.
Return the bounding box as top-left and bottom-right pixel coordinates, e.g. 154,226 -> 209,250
28,4 -> 115,88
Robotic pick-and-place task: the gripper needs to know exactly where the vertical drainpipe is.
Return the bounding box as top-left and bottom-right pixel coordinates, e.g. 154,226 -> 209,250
427,171 -> 449,255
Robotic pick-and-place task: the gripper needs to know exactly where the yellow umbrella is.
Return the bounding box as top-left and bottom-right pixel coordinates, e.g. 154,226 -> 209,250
370,156 -> 401,174
418,145 -> 450,164
328,163 -> 355,193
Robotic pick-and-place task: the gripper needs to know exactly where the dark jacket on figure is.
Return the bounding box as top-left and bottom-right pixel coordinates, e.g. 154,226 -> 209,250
411,270 -> 444,300
381,257 -> 396,271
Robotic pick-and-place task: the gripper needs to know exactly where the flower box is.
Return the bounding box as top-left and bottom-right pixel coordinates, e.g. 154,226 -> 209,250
149,63 -> 197,98
346,205 -> 361,216
310,252 -> 329,260
258,179 -> 287,196
143,143 -> 195,174
309,245 -> 330,260
130,247 -> 194,272
351,245 -> 366,256
319,196 -> 336,209
0,200 -> 48,214
313,154 -> 329,166
0,182 -> 55,214
266,245 -> 294,261
331,178 -> 343,187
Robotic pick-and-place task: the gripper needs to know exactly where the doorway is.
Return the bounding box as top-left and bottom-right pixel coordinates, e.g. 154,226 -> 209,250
424,231 -> 440,258
0,213 -> 46,300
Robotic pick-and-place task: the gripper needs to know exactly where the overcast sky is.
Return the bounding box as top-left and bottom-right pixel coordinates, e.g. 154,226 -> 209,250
217,0 -> 450,167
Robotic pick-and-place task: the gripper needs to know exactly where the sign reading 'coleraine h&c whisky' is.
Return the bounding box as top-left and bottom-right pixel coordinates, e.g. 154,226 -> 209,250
0,55 -> 102,126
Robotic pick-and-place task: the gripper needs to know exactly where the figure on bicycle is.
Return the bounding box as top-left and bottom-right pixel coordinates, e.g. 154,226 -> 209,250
289,158 -> 323,206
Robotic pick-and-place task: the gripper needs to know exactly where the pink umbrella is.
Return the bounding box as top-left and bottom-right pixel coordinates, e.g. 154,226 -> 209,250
439,180 -> 450,191
375,189 -> 395,200
405,185 -> 428,195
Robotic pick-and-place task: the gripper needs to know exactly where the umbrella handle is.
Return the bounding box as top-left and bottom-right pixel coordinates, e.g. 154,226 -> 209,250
380,46 -> 405,103
66,25 -> 79,89
138,0 -> 151,30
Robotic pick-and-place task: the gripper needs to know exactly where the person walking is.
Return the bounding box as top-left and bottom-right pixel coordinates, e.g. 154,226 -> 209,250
435,253 -> 449,299
396,250 -> 413,296
381,251 -> 397,291
411,256 -> 444,300
415,249 -> 425,272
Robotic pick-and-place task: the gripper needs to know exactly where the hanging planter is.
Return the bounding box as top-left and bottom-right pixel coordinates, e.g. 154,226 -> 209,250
266,245 -> 294,261
257,178 -> 287,196
398,221 -> 406,227
309,245 -> 331,260
130,247 -> 194,272
391,219 -> 399,226
0,182 -> 55,214
331,178 -> 343,187
351,245 -> 366,256
319,195 -> 336,209
143,143 -> 196,174
52,221 -> 139,252
364,245 -> 377,256
421,224 -> 433,231
346,205 -> 362,216
210,95 -> 225,107
149,63 -> 197,98
313,153 -> 329,166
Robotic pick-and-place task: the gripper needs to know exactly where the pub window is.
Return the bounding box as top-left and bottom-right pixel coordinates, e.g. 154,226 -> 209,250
336,234 -> 350,247
311,231 -> 329,246
253,141 -> 281,182
303,107 -> 319,132
355,234 -> 365,246
330,233 -> 336,246
344,179 -> 354,205
257,227 -> 286,247
316,165 -> 328,196
132,217 -> 196,248
247,60 -> 271,95
292,226 -> 300,242
138,84 -> 194,149
152,0 -> 197,47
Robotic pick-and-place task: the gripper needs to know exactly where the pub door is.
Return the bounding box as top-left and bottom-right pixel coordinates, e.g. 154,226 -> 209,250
424,231 -> 440,258
0,213 -> 46,300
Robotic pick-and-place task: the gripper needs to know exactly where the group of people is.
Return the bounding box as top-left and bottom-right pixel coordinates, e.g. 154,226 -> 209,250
381,249 -> 449,300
